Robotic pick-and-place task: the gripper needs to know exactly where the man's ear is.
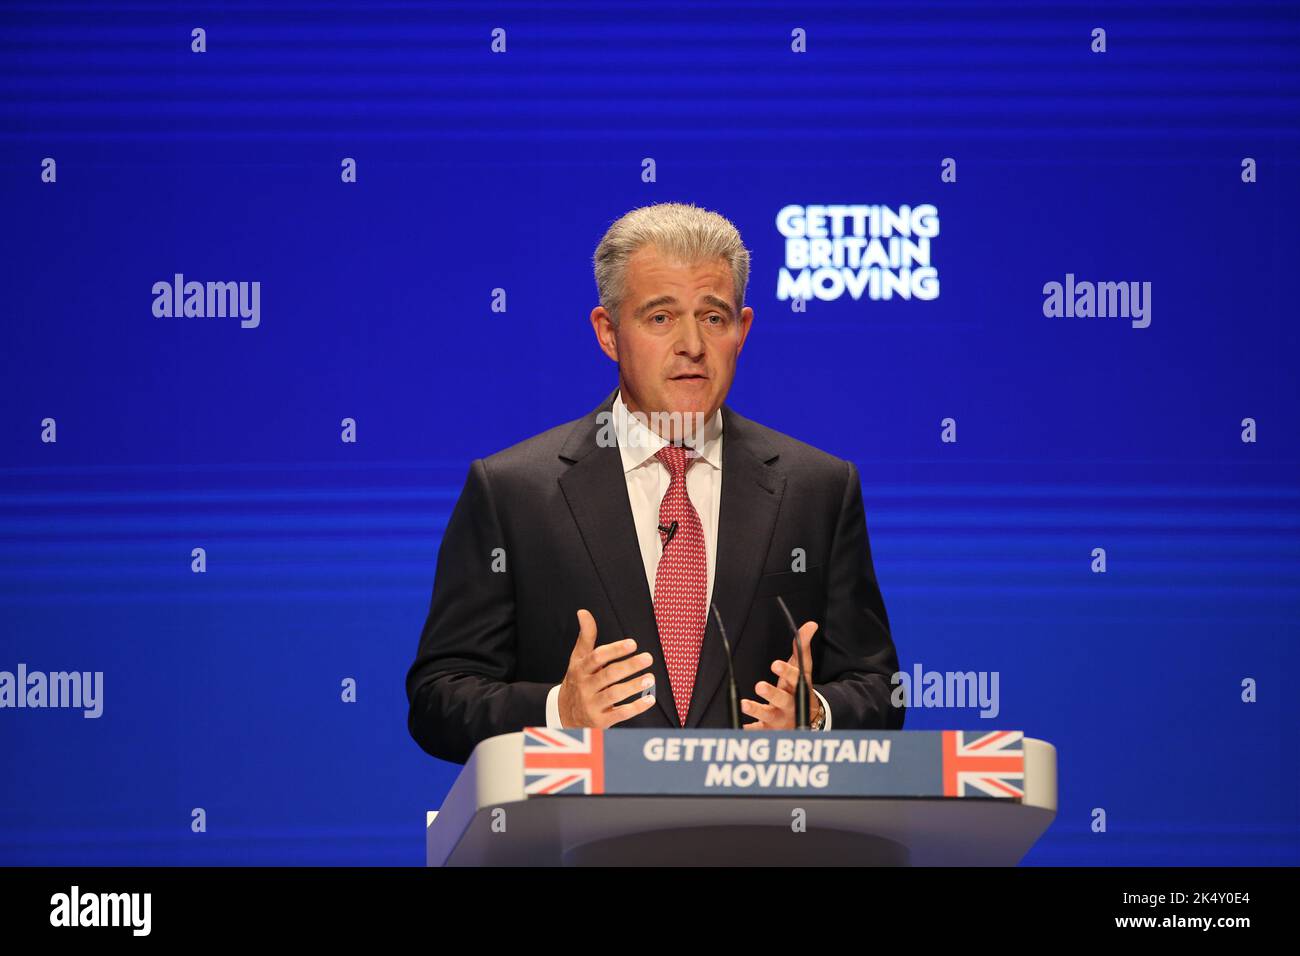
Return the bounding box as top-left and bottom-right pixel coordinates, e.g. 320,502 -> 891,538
590,306 -> 619,362
736,306 -> 754,354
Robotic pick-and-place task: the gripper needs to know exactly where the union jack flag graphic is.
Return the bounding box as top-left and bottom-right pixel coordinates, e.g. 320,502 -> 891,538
941,730 -> 1025,799
522,727 -> 605,795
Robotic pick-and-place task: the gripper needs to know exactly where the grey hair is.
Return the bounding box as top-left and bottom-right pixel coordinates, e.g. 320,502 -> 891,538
592,202 -> 751,327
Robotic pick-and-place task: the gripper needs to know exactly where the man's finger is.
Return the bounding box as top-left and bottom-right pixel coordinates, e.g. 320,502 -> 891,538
785,621 -> 818,671
593,651 -> 653,690
597,671 -> 656,708
754,680 -> 792,711
740,699 -> 766,729
606,692 -> 658,727
585,637 -> 639,675
573,609 -> 598,657
785,647 -> 806,686
772,659 -> 798,694
741,697 -> 778,726
797,621 -> 818,656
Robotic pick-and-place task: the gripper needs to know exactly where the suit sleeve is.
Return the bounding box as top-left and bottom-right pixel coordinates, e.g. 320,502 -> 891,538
811,460 -> 905,730
405,458 -> 553,763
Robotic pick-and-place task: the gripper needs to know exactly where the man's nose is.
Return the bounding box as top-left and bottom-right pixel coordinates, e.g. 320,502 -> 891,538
674,318 -> 705,358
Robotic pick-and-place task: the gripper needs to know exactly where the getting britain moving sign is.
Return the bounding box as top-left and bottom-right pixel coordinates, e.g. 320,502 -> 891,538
776,203 -> 940,304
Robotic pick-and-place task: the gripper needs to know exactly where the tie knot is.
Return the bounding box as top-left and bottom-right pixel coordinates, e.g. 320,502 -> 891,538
655,443 -> 696,480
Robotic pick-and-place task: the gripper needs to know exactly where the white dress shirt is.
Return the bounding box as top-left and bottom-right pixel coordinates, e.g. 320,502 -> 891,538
545,390 -> 832,730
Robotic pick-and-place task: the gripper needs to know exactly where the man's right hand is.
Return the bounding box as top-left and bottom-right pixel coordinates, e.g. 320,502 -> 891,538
558,609 -> 658,728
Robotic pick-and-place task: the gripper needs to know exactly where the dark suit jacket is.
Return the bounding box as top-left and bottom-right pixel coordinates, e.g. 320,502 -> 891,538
406,390 -> 904,764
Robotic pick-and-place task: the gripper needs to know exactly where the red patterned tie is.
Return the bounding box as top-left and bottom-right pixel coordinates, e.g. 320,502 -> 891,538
652,444 -> 708,726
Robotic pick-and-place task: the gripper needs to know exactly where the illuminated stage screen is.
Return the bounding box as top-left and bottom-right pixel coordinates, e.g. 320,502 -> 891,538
1,0 -> 1296,887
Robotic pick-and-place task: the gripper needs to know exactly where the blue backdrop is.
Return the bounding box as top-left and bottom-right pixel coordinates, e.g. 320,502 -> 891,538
1,0 -> 1297,865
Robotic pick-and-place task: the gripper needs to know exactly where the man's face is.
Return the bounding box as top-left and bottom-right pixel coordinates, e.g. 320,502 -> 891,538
591,243 -> 753,430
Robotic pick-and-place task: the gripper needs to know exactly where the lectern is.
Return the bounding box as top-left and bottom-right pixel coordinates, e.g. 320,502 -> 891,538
426,727 -> 1056,866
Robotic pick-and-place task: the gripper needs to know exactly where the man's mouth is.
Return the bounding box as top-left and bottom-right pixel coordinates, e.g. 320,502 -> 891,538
669,373 -> 708,381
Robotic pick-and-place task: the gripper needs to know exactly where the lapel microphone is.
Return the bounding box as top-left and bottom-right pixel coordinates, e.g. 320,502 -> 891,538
657,520 -> 679,545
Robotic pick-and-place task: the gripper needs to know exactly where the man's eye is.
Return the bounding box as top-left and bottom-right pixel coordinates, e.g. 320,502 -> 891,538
651,314 -> 668,324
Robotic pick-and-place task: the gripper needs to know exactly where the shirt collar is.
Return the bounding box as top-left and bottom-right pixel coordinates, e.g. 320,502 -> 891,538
611,390 -> 724,474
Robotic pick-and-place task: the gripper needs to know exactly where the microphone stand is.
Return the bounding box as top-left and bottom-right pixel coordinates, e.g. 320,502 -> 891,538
710,603 -> 741,730
775,595 -> 813,729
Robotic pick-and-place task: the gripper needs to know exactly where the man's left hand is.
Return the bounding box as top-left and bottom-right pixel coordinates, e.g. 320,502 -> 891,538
741,620 -> 822,730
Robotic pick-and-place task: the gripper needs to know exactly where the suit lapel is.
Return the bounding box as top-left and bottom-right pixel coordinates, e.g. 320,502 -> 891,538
557,394 -> 787,730
684,405 -> 786,727
557,391 -> 678,726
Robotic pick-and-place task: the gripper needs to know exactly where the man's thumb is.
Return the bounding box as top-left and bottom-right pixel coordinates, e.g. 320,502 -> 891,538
797,621 -> 819,657
575,608 -> 597,650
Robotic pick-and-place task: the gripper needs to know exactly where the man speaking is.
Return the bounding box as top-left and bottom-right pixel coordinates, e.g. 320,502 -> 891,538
406,202 -> 903,764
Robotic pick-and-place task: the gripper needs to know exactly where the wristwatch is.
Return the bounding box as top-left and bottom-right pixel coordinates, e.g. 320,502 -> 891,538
810,695 -> 825,731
